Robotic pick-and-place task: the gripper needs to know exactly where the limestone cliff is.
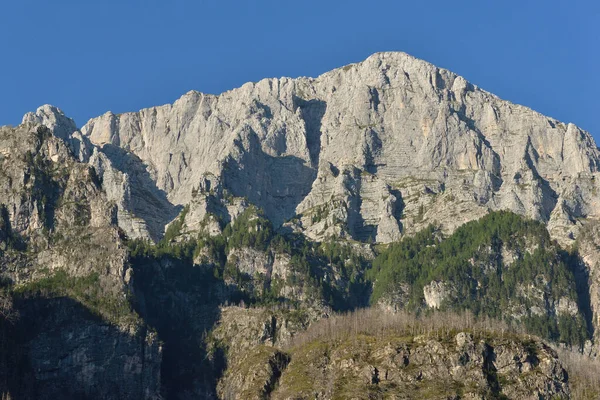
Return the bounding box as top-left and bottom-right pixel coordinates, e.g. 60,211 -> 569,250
0,123 -> 161,399
49,51 -> 600,247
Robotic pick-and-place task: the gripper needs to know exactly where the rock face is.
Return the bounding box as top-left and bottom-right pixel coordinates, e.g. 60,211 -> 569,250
219,330 -> 570,400
59,51 -> 600,246
0,123 -> 127,289
16,298 -> 161,400
22,105 -> 174,241
423,280 -> 455,309
0,123 -> 162,399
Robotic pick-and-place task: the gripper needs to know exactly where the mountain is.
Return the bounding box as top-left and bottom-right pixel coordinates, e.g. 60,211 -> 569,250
0,124 -> 160,399
22,53 -> 600,246
0,52 -> 599,399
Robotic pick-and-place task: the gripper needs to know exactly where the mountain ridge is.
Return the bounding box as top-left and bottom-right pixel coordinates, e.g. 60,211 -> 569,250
0,51 -> 599,398
81,52 -> 595,138
58,54 -> 600,240
19,52 -> 600,249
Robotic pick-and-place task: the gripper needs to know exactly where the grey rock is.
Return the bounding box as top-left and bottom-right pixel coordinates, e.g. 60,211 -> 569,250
0,123 -> 162,399
55,51 -> 598,247
423,280 -> 455,309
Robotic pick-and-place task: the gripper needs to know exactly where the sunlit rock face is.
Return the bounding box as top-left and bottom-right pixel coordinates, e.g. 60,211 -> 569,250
44,52 -> 595,245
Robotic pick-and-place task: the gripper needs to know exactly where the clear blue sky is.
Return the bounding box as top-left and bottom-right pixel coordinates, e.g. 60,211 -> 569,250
0,0 -> 598,140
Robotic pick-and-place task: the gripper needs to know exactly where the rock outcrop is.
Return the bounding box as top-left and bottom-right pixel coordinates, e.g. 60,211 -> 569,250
15,297 -> 161,400
423,280 -> 455,309
0,123 -> 162,399
219,330 -> 570,400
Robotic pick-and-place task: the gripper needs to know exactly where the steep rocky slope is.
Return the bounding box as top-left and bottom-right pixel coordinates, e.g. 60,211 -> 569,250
270,334 -> 567,400
0,124 -> 161,399
2,51 -> 600,399
52,51 -> 600,247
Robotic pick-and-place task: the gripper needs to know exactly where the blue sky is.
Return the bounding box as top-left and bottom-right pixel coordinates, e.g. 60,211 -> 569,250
0,0 -> 598,139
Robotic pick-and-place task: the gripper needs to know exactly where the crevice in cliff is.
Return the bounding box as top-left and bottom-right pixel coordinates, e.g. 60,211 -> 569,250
482,344 -> 502,398
568,250 -> 595,340
264,351 -> 290,398
293,96 -> 326,169
99,144 -> 182,242
344,168 -> 377,243
523,138 -> 559,222
363,128 -> 383,174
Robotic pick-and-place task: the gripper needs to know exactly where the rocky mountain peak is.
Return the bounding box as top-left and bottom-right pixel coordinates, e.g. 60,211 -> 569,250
19,52 -> 600,246
22,105 -> 78,140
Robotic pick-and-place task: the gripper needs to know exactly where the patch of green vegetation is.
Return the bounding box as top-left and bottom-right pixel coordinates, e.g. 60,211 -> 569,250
222,206 -> 274,252
367,211 -> 589,346
391,177 -> 440,190
128,205 -> 198,261
13,270 -> 139,326
310,204 -> 330,224
126,201 -> 372,312
222,345 -> 290,398
318,240 -> 371,310
415,203 -> 425,221
128,236 -> 196,261
357,123 -> 377,130
163,205 -> 190,244
280,340 -> 331,396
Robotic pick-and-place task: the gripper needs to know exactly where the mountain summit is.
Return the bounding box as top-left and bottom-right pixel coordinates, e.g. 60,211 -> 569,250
2,52 -> 599,399
26,52 -> 600,245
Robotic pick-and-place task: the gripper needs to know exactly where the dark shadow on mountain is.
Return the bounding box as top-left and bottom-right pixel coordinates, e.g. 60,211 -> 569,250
566,250 -> 595,341
523,138 -> 559,222
293,97 -> 326,167
0,305 -> 34,400
0,205 -> 27,252
364,128 -> 384,174
344,169 -> 377,243
454,106 -> 503,192
350,200 -> 378,243
275,230 -> 372,312
100,144 -> 182,241
389,188 -> 405,233
221,128 -> 318,227
369,87 -> 380,112
483,344 -> 501,396
3,296 -> 155,400
129,254 -> 235,399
